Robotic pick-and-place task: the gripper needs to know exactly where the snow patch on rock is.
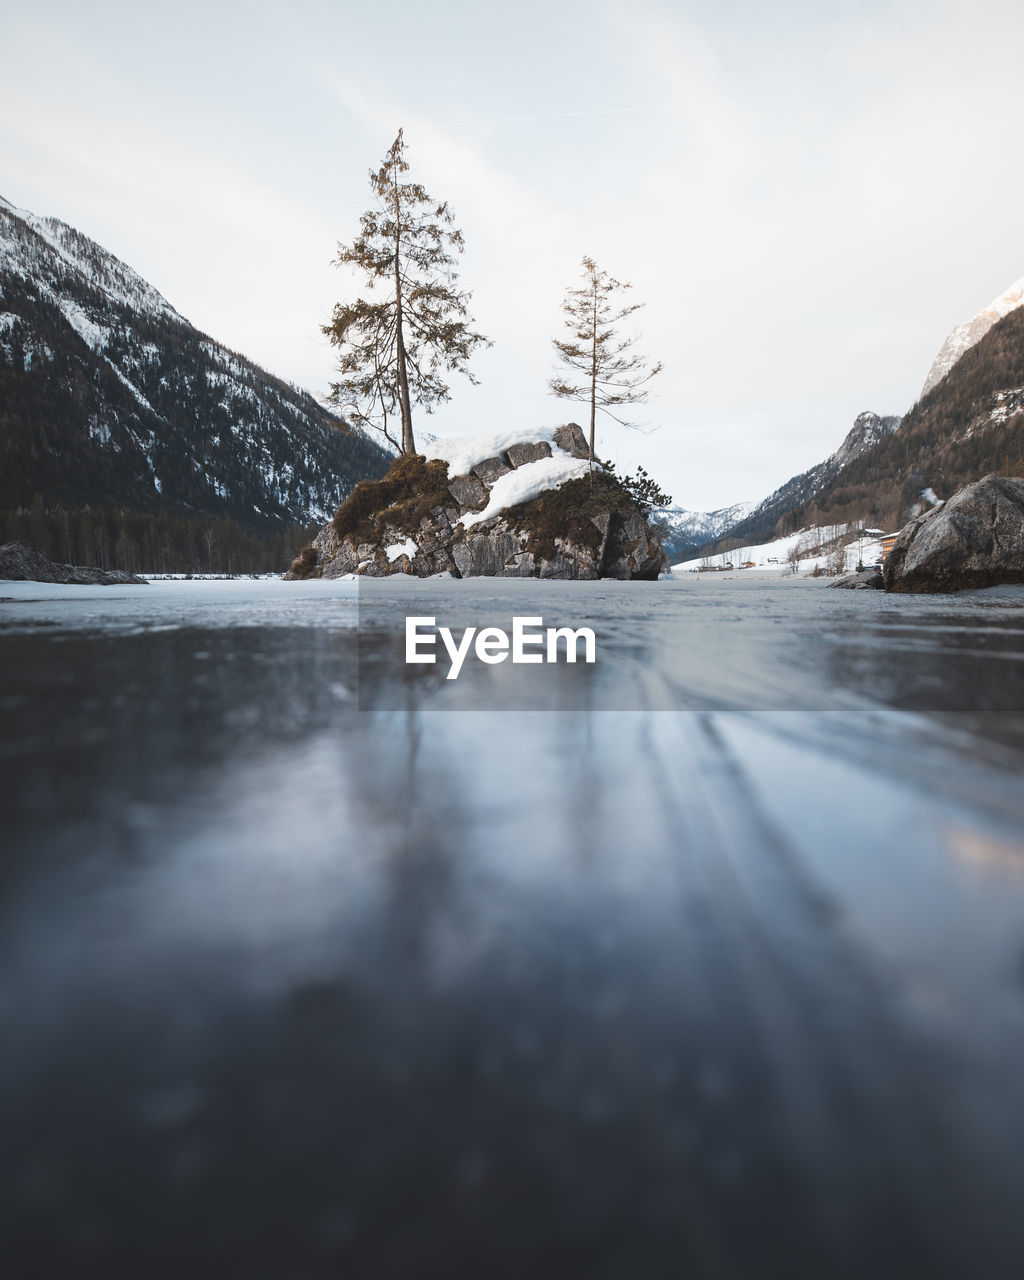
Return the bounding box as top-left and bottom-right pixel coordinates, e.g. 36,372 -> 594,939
385,537 -> 418,563
422,426 -> 557,479
460,454 -> 592,530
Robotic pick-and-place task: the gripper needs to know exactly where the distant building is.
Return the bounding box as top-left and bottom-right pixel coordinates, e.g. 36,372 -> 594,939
881,534 -> 900,561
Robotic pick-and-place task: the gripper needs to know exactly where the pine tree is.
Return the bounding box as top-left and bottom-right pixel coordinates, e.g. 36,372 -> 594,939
550,256 -> 662,467
323,129 -> 489,455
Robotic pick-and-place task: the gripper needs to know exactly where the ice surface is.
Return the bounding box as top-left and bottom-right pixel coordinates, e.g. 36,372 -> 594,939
4,575 -> 1024,1274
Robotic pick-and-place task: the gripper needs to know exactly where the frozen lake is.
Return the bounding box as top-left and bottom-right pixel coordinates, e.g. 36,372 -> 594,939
3,575 -> 1024,1276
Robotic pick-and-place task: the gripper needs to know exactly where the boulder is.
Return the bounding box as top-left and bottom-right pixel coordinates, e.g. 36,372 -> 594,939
0,541 -> 147,585
830,568 -> 884,590
447,475 -> 486,509
472,456 -> 513,485
552,423 -> 590,460
884,474 -> 1024,593
604,511 -> 666,580
506,440 -> 552,468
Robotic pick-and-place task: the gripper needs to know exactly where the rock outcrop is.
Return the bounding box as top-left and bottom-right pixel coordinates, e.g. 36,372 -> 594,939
883,474 -> 1024,593
830,568 -> 884,590
0,541 -> 148,585
287,425 -> 667,582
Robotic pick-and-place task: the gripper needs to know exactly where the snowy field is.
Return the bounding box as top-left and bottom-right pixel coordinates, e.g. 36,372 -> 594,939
673,524 -> 886,574
3,575 -> 1024,1275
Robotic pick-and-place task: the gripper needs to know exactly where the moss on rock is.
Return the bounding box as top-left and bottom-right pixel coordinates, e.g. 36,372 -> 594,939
332,454 -> 453,548
504,472 -> 640,562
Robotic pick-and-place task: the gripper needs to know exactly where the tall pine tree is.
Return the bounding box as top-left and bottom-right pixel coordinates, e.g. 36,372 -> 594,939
323,129 -> 489,454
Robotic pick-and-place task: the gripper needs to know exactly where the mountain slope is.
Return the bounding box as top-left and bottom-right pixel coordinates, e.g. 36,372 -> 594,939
922,274 -> 1024,397
708,411 -> 901,549
712,276 -> 1024,548
799,303 -> 1024,531
0,195 -> 389,526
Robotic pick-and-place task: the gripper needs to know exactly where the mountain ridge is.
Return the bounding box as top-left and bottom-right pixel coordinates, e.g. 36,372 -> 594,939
705,410 -> 901,551
922,273 -> 1024,397
0,194 -> 389,530
697,269 -> 1024,553
652,500 -> 756,563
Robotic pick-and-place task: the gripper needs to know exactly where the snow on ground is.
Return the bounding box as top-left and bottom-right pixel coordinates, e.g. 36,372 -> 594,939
460,454 -> 593,530
672,525 -> 886,576
421,427 -> 557,478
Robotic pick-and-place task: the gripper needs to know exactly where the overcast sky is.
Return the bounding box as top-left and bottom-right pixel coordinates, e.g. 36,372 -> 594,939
3,0 -> 1023,510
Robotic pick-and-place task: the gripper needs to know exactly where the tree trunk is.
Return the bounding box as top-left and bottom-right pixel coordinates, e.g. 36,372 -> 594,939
393,159 -> 415,455
395,312 -> 415,454
589,286 -> 598,474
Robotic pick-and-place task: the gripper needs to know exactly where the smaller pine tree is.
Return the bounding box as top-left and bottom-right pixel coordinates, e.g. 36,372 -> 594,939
550,256 -> 662,468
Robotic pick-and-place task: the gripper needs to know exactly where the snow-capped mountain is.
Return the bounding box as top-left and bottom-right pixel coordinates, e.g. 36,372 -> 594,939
922,274 -> 1024,397
652,501 -> 756,562
696,411 -> 901,552
0,194 -> 388,525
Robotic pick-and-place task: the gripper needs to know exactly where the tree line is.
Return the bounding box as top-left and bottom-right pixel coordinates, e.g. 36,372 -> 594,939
1,502 -> 316,575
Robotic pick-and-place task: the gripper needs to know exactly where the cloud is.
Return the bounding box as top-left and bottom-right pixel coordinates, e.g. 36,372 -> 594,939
5,0 -> 1024,509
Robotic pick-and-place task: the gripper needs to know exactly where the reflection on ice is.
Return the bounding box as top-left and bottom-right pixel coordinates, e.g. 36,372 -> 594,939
2,577 -> 1024,1276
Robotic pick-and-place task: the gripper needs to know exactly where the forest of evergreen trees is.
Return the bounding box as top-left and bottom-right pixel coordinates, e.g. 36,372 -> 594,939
0,503 -> 317,575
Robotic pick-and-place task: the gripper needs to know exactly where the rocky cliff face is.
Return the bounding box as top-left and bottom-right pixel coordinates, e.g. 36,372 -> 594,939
287,425 -> 667,581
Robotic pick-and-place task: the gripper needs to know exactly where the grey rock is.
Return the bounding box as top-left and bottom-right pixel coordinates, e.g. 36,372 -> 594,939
831,569 -> 884,590
504,550 -> 537,576
318,544 -> 360,579
452,526 -> 526,577
506,440 -> 552,468
884,474 -> 1024,593
537,543 -> 601,579
552,423 -> 591,460
447,475 -> 487,509
411,546 -> 461,578
472,456 -> 513,485
590,513 -> 614,568
603,512 -> 666,580
312,521 -> 341,561
0,541 -> 147,585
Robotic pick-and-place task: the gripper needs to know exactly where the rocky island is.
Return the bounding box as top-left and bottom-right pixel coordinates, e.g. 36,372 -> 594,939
286,424 -> 667,581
